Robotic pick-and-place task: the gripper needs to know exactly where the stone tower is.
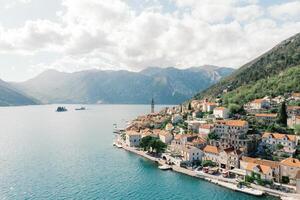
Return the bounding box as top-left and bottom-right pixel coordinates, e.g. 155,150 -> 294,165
151,97 -> 155,113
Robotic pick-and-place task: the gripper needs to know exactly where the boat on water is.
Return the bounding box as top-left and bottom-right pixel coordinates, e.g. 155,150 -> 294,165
56,107 -> 67,112
75,107 -> 86,111
158,165 -> 172,170
113,141 -> 123,148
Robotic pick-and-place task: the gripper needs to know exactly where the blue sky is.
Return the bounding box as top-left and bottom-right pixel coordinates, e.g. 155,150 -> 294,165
0,0 -> 299,82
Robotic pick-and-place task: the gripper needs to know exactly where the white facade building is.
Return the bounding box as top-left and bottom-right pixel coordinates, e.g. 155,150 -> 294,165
125,131 -> 142,147
213,107 -> 229,119
181,146 -> 203,162
262,132 -> 297,153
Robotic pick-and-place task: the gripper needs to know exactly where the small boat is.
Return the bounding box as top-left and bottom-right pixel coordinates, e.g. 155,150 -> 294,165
115,143 -> 123,148
75,107 -> 86,111
56,107 -> 67,112
113,142 -> 123,148
158,165 -> 172,170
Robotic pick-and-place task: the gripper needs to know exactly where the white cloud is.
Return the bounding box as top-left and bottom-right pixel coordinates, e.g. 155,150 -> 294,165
0,0 -> 300,77
268,1 -> 300,21
3,0 -> 31,9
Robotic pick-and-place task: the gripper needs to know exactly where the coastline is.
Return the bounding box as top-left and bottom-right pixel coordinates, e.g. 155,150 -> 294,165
119,144 -> 300,200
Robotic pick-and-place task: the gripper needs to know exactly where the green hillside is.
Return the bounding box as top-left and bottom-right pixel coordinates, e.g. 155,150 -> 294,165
195,32 -> 300,101
223,66 -> 300,105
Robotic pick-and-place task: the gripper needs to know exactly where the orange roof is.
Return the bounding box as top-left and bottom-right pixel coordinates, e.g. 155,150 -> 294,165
126,130 -> 141,136
292,92 -> 300,97
262,132 -> 296,142
242,156 -> 279,168
199,124 -> 214,129
192,137 -> 206,145
255,113 -> 277,117
174,134 -> 196,140
216,120 -> 248,127
280,158 -> 300,167
214,107 -> 227,111
246,163 -> 271,175
287,106 -> 300,110
246,162 -> 257,171
205,102 -> 217,106
252,99 -> 265,103
159,130 -> 172,137
203,145 -> 219,154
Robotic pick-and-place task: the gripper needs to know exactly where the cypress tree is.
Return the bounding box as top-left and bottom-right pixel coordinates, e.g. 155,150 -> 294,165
278,101 -> 288,126
188,102 -> 192,110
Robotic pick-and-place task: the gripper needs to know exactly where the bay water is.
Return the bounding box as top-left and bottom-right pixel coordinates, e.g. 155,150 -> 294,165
0,105 -> 277,200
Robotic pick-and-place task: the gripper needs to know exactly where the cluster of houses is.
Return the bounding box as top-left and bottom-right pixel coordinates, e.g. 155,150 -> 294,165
118,92 -> 300,191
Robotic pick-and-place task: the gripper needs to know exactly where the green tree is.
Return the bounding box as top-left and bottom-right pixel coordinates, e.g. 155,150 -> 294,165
228,103 -> 242,114
149,139 -> 167,154
140,136 -> 167,154
277,102 -> 288,126
202,160 -> 216,167
188,102 -> 192,110
294,124 -> 300,135
207,132 -> 219,140
276,144 -> 284,150
139,136 -> 154,151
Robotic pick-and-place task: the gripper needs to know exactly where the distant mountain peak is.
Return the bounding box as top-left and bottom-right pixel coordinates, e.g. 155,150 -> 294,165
14,65 -> 234,105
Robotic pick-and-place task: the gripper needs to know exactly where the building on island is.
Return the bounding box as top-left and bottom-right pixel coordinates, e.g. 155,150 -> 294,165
244,98 -> 270,111
296,171 -> 300,194
255,113 -> 277,123
287,106 -> 300,117
212,120 -> 256,153
165,123 -> 174,132
218,147 -> 243,170
245,162 -> 273,181
187,137 -> 207,149
171,114 -> 183,124
214,120 -> 249,136
262,132 -> 297,155
202,102 -> 217,112
280,158 -> 300,185
292,92 -> 300,101
198,124 -> 214,138
288,115 -> 300,128
125,131 -> 142,147
240,156 -> 280,182
159,130 -> 173,144
203,145 -> 220,163
181,145 -> 203,162
213,107 -> 229,119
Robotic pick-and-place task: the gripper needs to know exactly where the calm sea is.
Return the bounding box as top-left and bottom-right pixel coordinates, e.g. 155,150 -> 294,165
0,105 -> 277,200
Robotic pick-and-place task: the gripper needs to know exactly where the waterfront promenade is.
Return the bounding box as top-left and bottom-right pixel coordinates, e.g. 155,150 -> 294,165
120,144 -> 300,200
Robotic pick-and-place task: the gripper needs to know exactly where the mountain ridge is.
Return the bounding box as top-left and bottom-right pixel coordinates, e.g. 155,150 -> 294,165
13,66 -> 234,105
0,79 -> 39,106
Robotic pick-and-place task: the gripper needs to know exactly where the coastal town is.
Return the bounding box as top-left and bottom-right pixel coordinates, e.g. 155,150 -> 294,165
114,93 -> 300,199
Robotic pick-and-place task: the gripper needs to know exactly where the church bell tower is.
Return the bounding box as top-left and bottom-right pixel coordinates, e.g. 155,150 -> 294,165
151,97 -> 155,113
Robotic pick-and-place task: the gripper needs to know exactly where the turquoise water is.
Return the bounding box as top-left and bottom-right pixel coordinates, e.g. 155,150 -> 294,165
0,105 -> 277,200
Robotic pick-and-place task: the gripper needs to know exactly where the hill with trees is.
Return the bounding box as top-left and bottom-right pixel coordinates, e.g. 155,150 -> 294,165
194,32 -> 300,104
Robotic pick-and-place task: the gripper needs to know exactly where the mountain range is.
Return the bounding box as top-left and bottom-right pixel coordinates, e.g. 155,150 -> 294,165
194,32 -> 300,105
5,65 -> 233,106
0,79 -> 38,106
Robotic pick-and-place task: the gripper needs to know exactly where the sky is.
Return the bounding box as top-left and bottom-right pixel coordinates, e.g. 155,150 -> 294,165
0,0 -> 300,82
